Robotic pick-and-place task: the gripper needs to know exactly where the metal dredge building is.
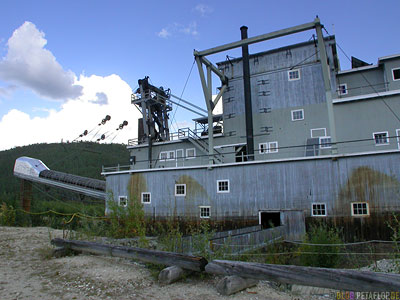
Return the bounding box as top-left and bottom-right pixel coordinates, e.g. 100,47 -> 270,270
18,18 -> 400,240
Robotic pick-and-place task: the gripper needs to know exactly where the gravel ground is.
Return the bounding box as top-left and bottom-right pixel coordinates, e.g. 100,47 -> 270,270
0,226 -> 341,300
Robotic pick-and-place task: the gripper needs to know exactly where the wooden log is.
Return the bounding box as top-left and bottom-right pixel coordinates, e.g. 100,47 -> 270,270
51,238 -> 207,272
52,247 -> 70,258
216,275 -> 258,296
206,260 -> 400,292
158,266 -> 191,285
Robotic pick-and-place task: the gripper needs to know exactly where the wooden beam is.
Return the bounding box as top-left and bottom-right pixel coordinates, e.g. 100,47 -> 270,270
51,238 -> 207,272
206,260 -> 400,292
194,19 -> 318,57
216,276 -> 258,296
158,266 -> 191,285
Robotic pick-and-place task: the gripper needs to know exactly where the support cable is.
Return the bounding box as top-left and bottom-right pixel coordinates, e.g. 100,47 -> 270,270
170,59 -> 196,132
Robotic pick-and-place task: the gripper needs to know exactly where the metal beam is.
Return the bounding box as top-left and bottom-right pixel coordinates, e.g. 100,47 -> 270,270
170,94 -> 208,114
195,19 -> 318,57
14,173 -> 106,200
198,55 -> 228,84
213,84 -> 227,109
195,56 -> 211,109
315,21 -> 338,155
168,98 -> 207,117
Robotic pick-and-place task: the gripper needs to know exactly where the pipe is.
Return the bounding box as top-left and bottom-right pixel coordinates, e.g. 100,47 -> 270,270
241,26 -> 254,161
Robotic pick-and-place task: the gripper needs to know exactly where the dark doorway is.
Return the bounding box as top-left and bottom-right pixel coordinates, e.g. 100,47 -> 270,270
235,145 -> 248,162
260,211 -> 281,229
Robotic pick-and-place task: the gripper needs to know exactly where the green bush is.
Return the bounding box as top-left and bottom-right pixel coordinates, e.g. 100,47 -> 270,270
157,220 -> 184,253
0,202 -> 16,226
299,222 -> 343,268
387,213 -> 400,273
107,198 -> 146,241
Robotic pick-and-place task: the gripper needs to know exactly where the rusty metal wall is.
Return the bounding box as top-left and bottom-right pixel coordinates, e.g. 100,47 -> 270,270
105,151 -> 400,238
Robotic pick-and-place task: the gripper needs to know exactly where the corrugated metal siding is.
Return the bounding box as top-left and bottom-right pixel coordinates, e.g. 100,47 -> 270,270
106,152 -> 400,222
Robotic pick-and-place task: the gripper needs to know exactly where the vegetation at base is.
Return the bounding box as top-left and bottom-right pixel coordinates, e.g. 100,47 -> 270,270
0,202 -> 16,226
387,213 -> 400,273
298,222 -> 343,268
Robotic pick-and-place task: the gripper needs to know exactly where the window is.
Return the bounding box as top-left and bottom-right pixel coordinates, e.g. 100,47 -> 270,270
141,192 -> 151,204
311,128 -> 327,138
311,203 -> 327,216
159,151 -> 168,161
118,196 -> 128,207
397,129 -> 400,150
392,68 -> 400,81
168,151 -> 175,160
217,180 -> 230,193
200,206 -> 210,218
176,149 -> 184,158
259,143 -> 268,154
175,184 -> 186,196
259,142 -> 278,154
291,109 -> 304,121
319,136 -> 332,149
288,69 -> 300,81
269,141 -> 278,153
373,131 -> 389,145
338,84 -> 348,95
351,202 -> 369,216
186,148 -> 196,159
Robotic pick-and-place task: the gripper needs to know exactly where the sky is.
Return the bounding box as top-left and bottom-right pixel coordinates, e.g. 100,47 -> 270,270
0,0 -> 399,151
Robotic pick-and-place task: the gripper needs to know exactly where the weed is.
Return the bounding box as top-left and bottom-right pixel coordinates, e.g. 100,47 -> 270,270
37,245 -> 54,260
0,202 -> 16,226
387,213 -> 400,273
298,222 -> 343,268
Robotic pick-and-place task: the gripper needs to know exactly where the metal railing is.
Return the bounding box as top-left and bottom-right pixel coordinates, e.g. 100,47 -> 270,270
128,127 -> 222,146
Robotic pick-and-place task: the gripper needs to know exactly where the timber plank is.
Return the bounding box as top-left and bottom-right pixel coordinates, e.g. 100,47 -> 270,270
51,238 -> 207,272
206,260 -> 400,291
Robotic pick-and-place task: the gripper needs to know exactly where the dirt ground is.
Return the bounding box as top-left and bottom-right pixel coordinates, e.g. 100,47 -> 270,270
0,226 -> 334,300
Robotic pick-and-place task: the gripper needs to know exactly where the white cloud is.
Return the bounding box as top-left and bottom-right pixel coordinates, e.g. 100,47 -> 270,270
157,22 -> 198,39
180,22 -> 198,36
0,73 -> 140,151
0,21 -> 82,100
158,28 -> 171,39
0,22 -> 143,151
194,4 -> 213,16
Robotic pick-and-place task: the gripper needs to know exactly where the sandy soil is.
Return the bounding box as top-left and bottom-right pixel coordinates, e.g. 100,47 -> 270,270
0,226 -> 333,300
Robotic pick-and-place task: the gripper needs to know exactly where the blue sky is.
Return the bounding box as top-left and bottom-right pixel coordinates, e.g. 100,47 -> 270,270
0,0 -> 399,150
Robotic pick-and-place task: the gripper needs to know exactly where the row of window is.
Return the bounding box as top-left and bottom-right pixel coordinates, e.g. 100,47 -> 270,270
118,196 -> 211,218
117,180 -> 231,206
259,141 -> 278,154
373,130 -> 400,148
118,198 -> 369,219
159,148 -> 195,161
338,67 -> 400,96
262,127 -> 397,151
311,202 -> 369,217
287,67 -> 400,93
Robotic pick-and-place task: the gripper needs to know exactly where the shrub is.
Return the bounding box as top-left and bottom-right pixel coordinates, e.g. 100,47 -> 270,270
0,202 -> 16,226
299,222 -> 343,268
107,198 -> 146,241
387,213 -> 400,273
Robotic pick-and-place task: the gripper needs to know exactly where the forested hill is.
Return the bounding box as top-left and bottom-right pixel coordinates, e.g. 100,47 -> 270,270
0,142 -> 130,198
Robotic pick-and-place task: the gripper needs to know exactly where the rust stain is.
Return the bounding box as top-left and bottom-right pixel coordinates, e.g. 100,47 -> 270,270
176,175 -> 209,201
128,173 -> 147,203
176,175 -> 209,219
335,166 -> 399,227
